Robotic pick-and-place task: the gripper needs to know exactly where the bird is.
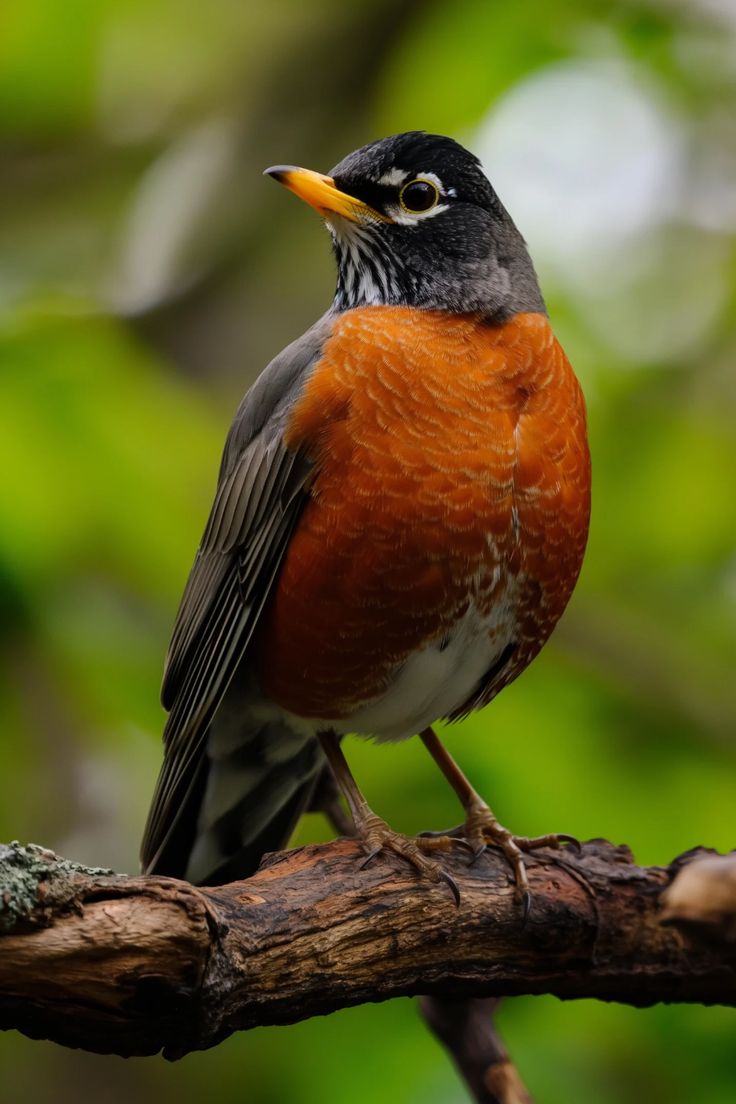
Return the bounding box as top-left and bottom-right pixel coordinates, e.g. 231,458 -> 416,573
140,131 -> 591,909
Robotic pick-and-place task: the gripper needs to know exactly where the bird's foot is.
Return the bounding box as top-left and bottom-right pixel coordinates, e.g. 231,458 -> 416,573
357,812 -> 466,906
461,800 -> 579,917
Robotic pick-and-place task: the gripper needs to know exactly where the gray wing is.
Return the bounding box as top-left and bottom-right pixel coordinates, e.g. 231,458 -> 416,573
140,315 -> 332,875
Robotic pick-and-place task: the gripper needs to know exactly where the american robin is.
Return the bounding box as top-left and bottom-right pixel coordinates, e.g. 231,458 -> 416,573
141,131 -> 591,908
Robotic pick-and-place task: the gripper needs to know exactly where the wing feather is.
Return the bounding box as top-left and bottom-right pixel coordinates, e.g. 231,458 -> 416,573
161,440 -> 302,707
141,316 -> 333,875
142,457 -> 308,871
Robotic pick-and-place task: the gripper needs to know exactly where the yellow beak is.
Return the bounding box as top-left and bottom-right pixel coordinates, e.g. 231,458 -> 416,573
264,165 -> 386,223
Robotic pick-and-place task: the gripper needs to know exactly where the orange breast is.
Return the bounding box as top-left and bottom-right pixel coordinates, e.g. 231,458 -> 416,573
254,307 -> 590,720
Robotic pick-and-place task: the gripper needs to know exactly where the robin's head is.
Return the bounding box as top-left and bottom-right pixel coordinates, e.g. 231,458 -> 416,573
265,131 -> 544,319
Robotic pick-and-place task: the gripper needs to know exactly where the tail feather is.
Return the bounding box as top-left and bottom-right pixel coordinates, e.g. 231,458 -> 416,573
143,708 -> 323,886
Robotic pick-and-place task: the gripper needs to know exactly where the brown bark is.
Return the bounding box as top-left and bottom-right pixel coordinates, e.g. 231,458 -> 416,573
0,839 -> 734,1061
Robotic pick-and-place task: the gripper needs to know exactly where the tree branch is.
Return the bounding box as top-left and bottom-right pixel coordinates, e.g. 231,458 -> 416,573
420,996 -> 535,1104
0,839 -> 734,1061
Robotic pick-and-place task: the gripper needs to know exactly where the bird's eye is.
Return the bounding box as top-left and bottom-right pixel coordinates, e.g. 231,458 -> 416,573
399,178 -> 440,214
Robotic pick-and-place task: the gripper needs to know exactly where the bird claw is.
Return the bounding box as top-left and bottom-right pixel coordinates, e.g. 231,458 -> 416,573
439,868 -> 461,907
417,828 -> 476,857
452,803 -> 580,916
454,838 -> 478,857
359,846 -> 383,870
352,807 -> 574,915
355,817 -> 463,904
554,833 -> 581,852
417,825 -> 466,840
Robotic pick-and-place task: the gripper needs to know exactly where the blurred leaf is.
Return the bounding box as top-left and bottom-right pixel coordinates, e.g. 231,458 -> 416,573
0,0 -> 102,137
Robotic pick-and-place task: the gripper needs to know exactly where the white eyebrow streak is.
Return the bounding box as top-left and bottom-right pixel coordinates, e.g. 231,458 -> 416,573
377,167 -> 409,186
412,170 -> 446,194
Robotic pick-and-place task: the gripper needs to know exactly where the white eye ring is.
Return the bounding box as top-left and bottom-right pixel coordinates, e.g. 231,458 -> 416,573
399,178 -> 440,214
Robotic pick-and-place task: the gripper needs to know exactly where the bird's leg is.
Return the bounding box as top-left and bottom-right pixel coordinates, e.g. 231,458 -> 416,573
419,727 -> 578,906
307,761 -> 356,837
317,730 -> 464,904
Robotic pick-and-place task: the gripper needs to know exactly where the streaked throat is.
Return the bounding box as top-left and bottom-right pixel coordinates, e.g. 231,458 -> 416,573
330,222 -> 409,310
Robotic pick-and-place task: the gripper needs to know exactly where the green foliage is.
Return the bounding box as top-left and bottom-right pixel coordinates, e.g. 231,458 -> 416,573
1,1 -> 734,1101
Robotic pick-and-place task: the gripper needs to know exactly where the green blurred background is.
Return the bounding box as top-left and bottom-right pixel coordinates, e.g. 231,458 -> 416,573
1,0 -> 735,1100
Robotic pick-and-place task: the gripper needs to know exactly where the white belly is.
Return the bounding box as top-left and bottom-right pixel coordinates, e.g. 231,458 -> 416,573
266,598 -> 517,743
